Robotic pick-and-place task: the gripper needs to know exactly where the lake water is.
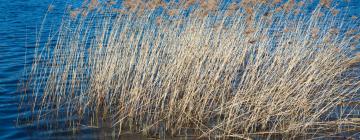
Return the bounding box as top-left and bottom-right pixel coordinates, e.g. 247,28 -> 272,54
0,0 -> 359,139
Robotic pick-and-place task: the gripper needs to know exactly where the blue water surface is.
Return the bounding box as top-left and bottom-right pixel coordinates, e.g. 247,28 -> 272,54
0,0 -> 359,140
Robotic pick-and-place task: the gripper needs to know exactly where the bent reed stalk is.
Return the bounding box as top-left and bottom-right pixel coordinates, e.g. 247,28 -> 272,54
22,0 -> 360,139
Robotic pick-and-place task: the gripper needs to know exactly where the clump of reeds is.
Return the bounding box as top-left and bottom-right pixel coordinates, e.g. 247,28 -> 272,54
21,0 -> 360,139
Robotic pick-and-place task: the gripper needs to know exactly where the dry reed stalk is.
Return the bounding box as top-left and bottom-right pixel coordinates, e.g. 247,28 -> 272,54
21,0 -> 360,139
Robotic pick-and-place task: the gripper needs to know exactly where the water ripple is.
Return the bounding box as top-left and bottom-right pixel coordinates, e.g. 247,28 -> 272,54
0,0 -> 359,139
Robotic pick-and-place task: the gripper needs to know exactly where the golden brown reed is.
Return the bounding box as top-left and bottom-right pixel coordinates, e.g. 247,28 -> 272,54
22,0 -> 360,139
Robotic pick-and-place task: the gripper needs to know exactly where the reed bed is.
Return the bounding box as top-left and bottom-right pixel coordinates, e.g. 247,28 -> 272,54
22,0 -> 360,139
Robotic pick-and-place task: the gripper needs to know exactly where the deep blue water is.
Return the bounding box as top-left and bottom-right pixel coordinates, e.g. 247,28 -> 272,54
0,0 -> 52,139
0,0 -> 359,140
0,0 -> 120,139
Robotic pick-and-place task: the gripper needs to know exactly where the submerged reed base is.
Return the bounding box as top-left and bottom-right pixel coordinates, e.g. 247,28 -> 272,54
21,0 -> 360,139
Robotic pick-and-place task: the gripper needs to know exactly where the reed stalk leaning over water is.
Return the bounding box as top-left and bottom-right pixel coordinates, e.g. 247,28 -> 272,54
22,0 -> 360,139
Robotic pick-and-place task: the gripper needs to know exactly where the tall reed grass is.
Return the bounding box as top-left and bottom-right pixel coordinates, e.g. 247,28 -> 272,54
22,0 -> 360,139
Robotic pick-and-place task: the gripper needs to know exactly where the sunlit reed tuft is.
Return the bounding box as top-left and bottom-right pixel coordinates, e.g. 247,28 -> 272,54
22,0 -> 360,139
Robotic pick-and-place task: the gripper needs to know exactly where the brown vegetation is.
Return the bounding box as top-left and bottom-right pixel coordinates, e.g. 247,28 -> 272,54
22,0 -> 360,139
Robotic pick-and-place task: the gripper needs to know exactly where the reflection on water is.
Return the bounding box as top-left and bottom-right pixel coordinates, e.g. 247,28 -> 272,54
0,0 -> 359,139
